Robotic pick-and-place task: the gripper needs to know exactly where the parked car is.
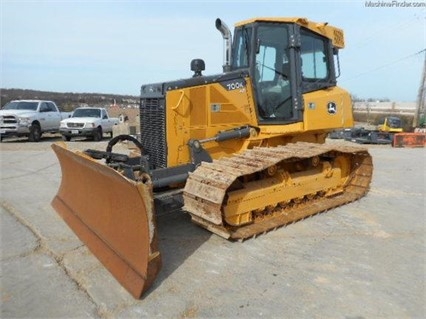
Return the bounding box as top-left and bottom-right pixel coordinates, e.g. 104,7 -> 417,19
60,107 -> 119,141
0,100 -> 71,142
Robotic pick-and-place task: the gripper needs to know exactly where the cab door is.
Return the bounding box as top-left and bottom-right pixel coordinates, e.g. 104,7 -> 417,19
47,102 -> 62,129
101,109 -> 112,132
38,102 -> 51,130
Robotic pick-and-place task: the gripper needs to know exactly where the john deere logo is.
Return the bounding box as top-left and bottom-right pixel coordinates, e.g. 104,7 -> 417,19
327,102 -> 337,115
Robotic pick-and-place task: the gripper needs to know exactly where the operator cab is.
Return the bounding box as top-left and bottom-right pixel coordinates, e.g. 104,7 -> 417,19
230,19 -> 339,124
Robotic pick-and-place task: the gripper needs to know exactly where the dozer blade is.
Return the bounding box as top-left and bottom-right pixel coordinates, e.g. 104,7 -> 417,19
51,143 -> 161,299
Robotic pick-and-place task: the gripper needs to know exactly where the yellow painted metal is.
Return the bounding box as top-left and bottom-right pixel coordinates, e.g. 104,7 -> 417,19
223,162 -> 343,226
184,143 -> 372,240
377,117 -> 404,133
303,87 -> 354,131
164,75 -> 354,169
235,17 -> 345,48
161,16 -> 353,167
165,77 -> 258,166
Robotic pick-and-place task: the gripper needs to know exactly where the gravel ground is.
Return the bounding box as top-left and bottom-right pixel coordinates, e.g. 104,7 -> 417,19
1,134 -> 425,319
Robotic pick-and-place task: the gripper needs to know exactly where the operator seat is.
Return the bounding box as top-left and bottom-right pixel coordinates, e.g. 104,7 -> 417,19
262,63 -> 292,119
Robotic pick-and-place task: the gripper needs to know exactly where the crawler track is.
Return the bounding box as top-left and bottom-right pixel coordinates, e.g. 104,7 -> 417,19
183,142 -> 373,240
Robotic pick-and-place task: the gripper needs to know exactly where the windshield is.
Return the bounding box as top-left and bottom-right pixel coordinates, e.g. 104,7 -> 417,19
72,108 -> 101,118
254,24 -> 293,121
2,101 -> 38,111
388,117 -> 401,128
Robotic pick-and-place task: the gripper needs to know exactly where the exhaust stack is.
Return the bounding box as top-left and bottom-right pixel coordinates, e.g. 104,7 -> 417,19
215,18 -> 232,72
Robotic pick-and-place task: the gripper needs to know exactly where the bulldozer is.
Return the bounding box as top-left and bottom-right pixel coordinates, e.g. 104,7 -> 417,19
51,17 -> 373,298
377,116 -> 403,133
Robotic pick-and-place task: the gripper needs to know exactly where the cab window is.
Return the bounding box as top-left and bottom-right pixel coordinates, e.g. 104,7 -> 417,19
47,102 -> 57,112
40,103 -> 50,112
300,29 -> 329,81
232,27 -> 252,69
256,45 -> 276,82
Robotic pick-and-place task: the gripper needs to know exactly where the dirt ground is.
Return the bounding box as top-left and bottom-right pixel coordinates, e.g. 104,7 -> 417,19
1,134 -> 425,318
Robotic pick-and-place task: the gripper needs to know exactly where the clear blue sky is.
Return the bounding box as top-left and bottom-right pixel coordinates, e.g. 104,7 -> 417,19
1,0 -> 425,101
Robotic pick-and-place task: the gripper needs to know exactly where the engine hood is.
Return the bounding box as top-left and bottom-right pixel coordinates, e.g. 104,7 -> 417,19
61,117 -> 98,124
0,109 -> 37,118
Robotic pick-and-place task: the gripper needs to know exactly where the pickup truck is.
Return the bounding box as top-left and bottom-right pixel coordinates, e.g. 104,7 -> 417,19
60,107 -> 119,141
0,100 -> 71,142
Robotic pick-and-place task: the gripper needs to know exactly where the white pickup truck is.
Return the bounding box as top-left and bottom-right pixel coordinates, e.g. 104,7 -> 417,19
0,100 -> 71,142
60,107 -> 119,141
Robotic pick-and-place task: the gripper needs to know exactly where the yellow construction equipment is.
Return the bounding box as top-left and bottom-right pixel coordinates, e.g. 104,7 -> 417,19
377,116 -> 403,133
51,17 -> 373,298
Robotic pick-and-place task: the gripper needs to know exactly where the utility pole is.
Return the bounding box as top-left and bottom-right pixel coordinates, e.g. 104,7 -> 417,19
413,51 -> 426,128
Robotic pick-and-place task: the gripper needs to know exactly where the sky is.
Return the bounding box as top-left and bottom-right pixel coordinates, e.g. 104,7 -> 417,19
1,0 -> 425,101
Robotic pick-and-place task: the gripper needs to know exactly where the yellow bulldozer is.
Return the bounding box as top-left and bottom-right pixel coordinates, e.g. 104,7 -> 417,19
51,17 -> 373,298
377,116 -> 403,133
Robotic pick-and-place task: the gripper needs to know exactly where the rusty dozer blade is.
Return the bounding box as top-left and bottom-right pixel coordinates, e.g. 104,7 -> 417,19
51,143 -> 161,299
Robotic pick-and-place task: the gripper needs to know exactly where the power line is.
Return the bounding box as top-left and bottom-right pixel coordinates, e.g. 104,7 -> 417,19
350,15 -> 421,50
344,48 -> 426,81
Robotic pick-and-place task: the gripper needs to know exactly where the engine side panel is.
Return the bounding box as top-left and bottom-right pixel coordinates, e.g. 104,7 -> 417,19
165,75 -> 258,167
302,86 -> 353,131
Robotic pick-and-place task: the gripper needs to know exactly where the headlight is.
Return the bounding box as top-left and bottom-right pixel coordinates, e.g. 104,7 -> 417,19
60,122 -> 67,128
18,117 -> 31,126
85,122 -> 95,128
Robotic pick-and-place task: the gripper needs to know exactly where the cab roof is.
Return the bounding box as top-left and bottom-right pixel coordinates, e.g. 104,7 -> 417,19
235,17 -> 345,49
